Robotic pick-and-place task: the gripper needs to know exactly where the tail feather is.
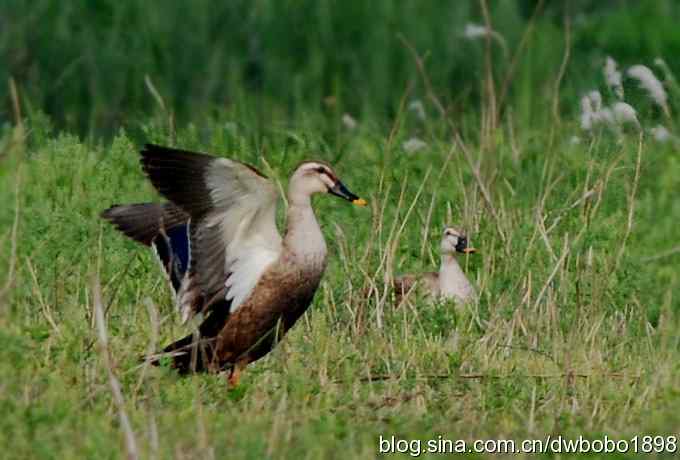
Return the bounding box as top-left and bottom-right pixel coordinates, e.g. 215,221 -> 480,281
153,333 -> 216,373
150,303 -> 231,373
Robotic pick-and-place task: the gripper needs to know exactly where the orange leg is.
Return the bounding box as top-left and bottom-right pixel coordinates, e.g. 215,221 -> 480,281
227,360 -> 246,389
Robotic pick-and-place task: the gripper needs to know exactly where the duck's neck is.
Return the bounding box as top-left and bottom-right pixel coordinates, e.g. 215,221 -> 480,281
439,253 -> 473,300
284,195 -> 327,267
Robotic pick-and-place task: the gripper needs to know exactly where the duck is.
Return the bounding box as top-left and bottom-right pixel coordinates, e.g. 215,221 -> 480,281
101,144 -> 366,387
392,226 -> 477,305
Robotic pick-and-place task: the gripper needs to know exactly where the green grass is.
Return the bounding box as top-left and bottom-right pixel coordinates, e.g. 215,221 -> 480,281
2,1 -> 680,459
1,108 -> 679,458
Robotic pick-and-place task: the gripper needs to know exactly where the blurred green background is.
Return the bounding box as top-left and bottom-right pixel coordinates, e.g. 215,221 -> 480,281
3,0 -> 680,136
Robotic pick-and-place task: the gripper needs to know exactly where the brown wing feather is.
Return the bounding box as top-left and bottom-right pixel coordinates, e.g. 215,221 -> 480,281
140,144 -> 216,218
139,144 -> 269,217
101,202 -> 189,246
139,144 -> 233,310
139,144 -> 281,321
392,274 -> 418,305
392,272 -> 438,305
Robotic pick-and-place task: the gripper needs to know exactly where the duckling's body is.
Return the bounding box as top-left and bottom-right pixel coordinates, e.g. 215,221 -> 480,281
393,227 -> 477,305
102,144 -> 365,386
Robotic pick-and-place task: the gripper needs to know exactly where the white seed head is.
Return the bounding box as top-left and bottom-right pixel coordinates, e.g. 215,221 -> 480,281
342,113 -> 357,130
588,90 -> 603,112
650,125 -> 671,142
604,57 -> 624,99
580,95 -> 594,131
402,137 -> 428,153
612,102 -> 640,128
463,23 -> 488,39
580,94 -> 593,114
654,57 -> 667,69
596,107 -> 615,127
462,23 -> 508,56
408,100 -> 426,121
627,65 -> 669,113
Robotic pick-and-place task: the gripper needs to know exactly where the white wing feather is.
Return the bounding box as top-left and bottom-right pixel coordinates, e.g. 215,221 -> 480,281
191,159 -> 282,316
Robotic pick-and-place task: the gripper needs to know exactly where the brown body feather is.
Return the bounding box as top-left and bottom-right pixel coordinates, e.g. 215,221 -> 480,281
392,272 -> 439,305
162,256 -> 324,374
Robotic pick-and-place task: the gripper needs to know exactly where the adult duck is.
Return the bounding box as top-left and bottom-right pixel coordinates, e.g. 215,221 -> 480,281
102,144 -> 366,386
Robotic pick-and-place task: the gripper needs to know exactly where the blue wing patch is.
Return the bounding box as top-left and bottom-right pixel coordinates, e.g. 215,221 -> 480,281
152,224 -> 190,292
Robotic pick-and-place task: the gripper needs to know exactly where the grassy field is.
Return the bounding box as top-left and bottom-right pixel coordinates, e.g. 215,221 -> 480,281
2,1 -> 680,459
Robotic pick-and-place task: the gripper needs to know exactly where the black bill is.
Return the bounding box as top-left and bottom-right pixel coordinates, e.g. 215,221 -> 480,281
329,181 -> 367,206
455,236 -> 477,254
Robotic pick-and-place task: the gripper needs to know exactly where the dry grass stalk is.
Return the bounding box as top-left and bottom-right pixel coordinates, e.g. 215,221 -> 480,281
384,169 -> 432,279
365,170 -> 431,328
145,74 -> 176,141
615,133 -> 644,270
399,35 -> 508,247
497,0 -> 545,109
148,413 -> 159,460
133,298 -> 160,397
359,177 -> 408,319
551,7 -> 571,126
641,245 -> 680,262
6,77 -> 27,161
92,276 -> 139,460
418,144 -> 456,258
480,0 -> 498,144
456,133 -> 506,232
337,371 -> 641,385
9,77 -> 22,125
25,257 -> 61,336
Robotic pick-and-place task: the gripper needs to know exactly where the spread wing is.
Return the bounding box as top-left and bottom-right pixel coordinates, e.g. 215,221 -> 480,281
140,144 -> 282,321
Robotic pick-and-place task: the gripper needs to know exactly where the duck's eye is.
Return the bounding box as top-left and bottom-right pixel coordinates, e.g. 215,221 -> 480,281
316,166 -> 326,174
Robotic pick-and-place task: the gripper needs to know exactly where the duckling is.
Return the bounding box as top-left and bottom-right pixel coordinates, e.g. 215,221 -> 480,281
392,226 -> 477,305
102,144 -> 366,387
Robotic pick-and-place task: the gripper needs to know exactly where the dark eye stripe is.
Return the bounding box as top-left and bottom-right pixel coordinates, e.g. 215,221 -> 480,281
318,168 -> 337,182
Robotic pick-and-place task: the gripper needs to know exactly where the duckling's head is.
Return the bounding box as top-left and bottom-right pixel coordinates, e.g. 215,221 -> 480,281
289,161 -> 367,206
441,226 -> 476,255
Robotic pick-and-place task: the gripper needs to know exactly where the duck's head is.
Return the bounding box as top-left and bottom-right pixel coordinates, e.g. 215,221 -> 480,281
441,226 -> 476,255
289,161 -> 367,206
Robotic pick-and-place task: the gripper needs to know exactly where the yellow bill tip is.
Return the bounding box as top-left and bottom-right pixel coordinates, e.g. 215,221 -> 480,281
463,247 -> 477,254
353,198 -> 368,206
